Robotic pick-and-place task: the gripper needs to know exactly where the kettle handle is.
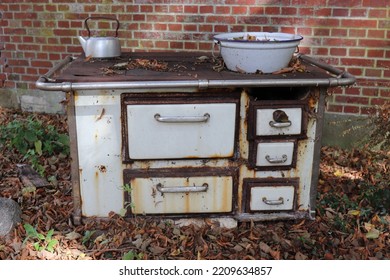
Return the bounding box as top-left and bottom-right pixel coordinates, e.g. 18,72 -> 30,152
84,16 -> 120,37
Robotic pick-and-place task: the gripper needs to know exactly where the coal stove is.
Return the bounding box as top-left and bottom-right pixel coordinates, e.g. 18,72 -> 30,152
36,52 -> 355,226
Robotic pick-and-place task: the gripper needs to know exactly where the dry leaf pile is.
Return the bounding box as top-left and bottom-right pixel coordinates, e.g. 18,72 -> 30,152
0,107 -> 388,260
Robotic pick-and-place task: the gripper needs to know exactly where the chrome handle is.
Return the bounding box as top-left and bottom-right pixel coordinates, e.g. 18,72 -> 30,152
156,183 -> 209,193
265,154 -> 288,164
262,197 -> 284,205
154,113 -> 210,123
269,120 -> 292,128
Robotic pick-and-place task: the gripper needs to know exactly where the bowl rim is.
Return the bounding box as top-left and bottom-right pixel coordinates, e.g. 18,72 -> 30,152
213,32 -> 303,43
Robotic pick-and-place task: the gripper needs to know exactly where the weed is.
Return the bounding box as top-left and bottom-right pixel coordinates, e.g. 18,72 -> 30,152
122,250 -> 144,260
119,184 -> 135,217
23,223 -> 58,253
0,116 -> 69,176
82,230 -> 96,246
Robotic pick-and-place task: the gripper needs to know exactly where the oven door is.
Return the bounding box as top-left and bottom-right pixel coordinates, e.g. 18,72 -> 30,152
125,102 -> 237,160
124,168 -> 237,215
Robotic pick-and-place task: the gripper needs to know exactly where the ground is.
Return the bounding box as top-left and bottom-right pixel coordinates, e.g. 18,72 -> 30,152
0,107 -> 389,260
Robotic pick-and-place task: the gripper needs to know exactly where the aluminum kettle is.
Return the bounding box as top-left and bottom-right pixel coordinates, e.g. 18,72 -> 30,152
78,16 -> 121,58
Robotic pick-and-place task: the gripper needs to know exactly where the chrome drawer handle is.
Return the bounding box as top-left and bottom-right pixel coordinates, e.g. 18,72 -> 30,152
262,197 -> 284,205
265,154 -> 288,164
269,120 -> 292,128
156,183 -> 209,193
154,113 -> 210,123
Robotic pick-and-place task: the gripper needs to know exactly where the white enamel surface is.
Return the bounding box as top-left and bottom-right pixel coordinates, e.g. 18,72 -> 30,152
250,186 -> 294,211
131,176 -> 233,214
127,103 -> 236,159
75,92 -> 124,217
256,108 -> 302,136
256,141 -> 294,166
214,32 -> 302,73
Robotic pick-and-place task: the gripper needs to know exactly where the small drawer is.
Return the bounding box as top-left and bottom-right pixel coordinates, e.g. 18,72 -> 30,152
248,140 -> 297,170
250,186 -> 294,211
256,107 -> 302,136
243,178 -> 298,213
123,168 -> 237,215
247,101 -> 308,140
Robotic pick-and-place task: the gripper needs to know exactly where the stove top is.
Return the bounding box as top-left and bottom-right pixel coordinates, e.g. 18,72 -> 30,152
54,52 -> 332,83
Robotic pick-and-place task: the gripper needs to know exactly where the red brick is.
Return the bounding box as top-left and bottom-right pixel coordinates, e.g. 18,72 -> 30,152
343,19 -> 377,28
169,41 -> 183,49
232,6 -> 248,15
368,8 -> 387,18
199,6 -> 213,13
349,48 -> 366,57
184,5 -> 198,13
326,104 -> 343,113
341,58 -> 375,67
380,89 -> 390,98
332,8 -> 349,17
359,39 -> 389,48
330,48 -> 347,56
323,38 -> 356,47
363,0 -> 388,7
140,5 -> 153,13
335,96 -> 369,105
350,9 -> 368,17
365,69 -> 382,78
281,7 -> 297,16
315,8 -> 332,17
328,0 -> 361,7
264,7 -> 280,15
377,60 -> 390,68
168,24 -> 182,32
216,6 -> 230,14
362,87 -> 379,97
314,28 -> 330,36
368,29 -> 385,38
343,106 -> 360,114
367,49 -> 385,58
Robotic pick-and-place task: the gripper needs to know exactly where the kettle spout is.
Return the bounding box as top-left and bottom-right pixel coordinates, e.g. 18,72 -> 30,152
78,36 -> 87,52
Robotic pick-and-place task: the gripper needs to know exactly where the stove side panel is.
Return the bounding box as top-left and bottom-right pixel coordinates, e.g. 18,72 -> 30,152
74,90 -> 124,217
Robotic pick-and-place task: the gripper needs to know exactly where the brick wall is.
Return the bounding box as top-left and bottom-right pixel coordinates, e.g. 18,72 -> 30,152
0,0 -> 389,115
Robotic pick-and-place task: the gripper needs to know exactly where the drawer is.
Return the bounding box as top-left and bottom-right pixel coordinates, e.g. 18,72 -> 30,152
250,186 -> 294,211
248,140 -> 297,170
256,107 -> 302,136
126,103 -> 237,159
124,168 -> 237,215
242,178 -> 298,212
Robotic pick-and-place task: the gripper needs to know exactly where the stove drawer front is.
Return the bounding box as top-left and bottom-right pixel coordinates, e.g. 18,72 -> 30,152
256,108 -> 302,136
242,178 -> 298,213
254,141 -> 296,169
128,174 -> 234,214
250,186 -> 294,211
126,103 -> 236,159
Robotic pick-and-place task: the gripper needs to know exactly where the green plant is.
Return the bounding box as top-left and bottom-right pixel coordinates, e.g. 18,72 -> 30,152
23,223 -> 58,253
0,116 -> 69,176
82,230 -> 96,246
122,250 -> 144,260
119,183 -> 135,217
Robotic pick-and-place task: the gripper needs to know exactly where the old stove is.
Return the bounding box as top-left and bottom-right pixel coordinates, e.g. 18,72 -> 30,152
36,52 -> 355,225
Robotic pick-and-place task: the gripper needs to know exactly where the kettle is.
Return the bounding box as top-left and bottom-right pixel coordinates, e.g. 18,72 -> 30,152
78,16 -> 121,58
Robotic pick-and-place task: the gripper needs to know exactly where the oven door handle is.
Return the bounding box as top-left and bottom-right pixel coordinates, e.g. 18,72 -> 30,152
154,113 -> 210,123
156,183 -> 209,193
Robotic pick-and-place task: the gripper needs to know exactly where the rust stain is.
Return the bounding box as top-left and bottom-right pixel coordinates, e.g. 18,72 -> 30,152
97,165 -> 107,173
96,108 -> 105,121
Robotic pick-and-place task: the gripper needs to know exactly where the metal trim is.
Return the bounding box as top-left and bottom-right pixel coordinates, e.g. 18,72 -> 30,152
36,54 -> 356,92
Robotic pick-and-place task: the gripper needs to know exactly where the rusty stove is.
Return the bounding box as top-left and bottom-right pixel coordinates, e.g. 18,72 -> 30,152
36,52 -> 355,226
